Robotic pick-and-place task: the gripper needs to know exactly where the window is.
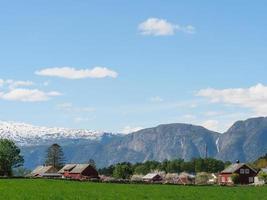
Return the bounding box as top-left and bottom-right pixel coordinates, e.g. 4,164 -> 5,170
245,169 -> 250,174
240,169 -> 245,174
222,177 -> 225,182
249,177 -> 254,183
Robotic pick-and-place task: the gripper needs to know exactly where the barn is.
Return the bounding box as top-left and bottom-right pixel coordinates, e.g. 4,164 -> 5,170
219,162 -> 258,185
59,164 -> 99,180
28,165 -> 60,178
142,173 -> 163,182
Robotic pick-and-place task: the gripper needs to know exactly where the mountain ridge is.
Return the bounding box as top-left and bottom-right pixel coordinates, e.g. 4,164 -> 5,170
0,117 -> 267,169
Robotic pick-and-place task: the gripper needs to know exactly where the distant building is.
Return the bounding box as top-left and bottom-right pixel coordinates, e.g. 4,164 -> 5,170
254,168 -> 267,185
28,165 -> 61,178
219,162 -> 257,185
207,173 -> 218,184
58,164 -> 99,180
142,173 -> 163,182
177,172 -> 195,185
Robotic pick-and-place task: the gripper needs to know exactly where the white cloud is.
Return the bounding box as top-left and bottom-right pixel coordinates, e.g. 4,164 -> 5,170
0,79 -> 34,89
6,80 -> 34,89
200,120 -> 219,132
74,117 -> 93,123
0,88 -> 61,102
149,96 -> 163,103
197,83 -> 267,115
57,103 -> 95,113
36,67 -> 118,79
138,18 -> 195,36
121,126 -> 143,134
0,79 -> 4,87
182,114 -> 196,120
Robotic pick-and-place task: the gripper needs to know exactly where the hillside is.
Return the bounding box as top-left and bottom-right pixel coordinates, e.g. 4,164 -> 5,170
1,117 -> 267,169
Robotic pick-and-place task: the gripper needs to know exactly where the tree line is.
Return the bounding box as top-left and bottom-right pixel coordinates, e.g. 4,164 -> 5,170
99,158 -> 231,179
0,137 -> 267,180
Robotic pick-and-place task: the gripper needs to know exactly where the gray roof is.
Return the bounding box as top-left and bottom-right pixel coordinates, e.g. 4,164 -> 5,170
143,173 -> 161,179
221,163 -> 256,173
179,172 -> 195,178
58,164 -> 76,173
70,164 -> 90,174
31,166 -> 56,176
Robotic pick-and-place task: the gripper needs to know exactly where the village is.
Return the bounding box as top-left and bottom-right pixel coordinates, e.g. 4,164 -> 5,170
28,161 -> 267,186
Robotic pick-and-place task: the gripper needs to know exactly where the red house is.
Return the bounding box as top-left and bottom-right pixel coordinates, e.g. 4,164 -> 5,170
219,162 -> 257,185
58,164 -> 99,180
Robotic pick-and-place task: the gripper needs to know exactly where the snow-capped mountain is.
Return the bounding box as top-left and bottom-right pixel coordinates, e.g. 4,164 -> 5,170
0,121 -> 108,146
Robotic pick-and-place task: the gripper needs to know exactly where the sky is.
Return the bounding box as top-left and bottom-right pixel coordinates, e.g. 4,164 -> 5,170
1,0 -> 267,133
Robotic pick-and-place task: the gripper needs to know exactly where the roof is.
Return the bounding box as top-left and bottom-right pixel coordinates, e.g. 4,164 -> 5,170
31,166 -> 55,176
221,163 -> 257,173
142,173 -> 161,179
40,173 -> 62,177
179,172 -> 195,178
69,164 -> 91,174
58,164 -> 76,173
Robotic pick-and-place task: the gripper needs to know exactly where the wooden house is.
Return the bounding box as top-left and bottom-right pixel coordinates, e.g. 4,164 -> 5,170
219,162 -> 257,185
142,173 -> 163,183
28,165 -> 60,178
59,164 -> 99,180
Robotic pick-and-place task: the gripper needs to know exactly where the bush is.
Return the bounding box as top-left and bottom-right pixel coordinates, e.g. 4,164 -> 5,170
196,172 -> 209,185
258,171 -> 267,183
231,173 -> 240,184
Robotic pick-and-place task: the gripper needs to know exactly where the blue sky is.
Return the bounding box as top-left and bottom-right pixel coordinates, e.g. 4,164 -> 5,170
1,0 -> 267,133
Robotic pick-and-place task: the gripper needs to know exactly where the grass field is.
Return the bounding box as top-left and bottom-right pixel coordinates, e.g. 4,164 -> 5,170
0,179 -> 267,200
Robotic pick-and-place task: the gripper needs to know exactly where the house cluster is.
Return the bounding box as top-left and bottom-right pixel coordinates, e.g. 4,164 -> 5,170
28,161 -> 267,185
142,172 -> 196,185
28,164 -> 99,180
137,161 -> 267,185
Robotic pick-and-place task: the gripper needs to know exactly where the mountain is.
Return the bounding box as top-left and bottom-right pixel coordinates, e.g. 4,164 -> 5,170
101,124 -> 220,165
0,117 -> 267,169
0,121 -> 108,145
216,117 -> 267,162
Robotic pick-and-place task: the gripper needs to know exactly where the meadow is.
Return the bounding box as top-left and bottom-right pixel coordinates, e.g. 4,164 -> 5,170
0,179 -> 267,200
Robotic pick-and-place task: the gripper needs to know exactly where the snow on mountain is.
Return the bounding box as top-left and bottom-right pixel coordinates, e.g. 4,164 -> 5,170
0,121 -> 108,146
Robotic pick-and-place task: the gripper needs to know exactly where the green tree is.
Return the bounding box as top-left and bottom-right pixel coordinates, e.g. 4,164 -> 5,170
45,143 -> 65,170
231,173 -> 240,184
12,167 -> 31,177
112,163 -> 133,179
0,139 -> 24,176
88,159 -> 96,169
99,165 -> 115,176
134,164 -> 149,175
258,171 -> 267,183
196,172 -> 210,185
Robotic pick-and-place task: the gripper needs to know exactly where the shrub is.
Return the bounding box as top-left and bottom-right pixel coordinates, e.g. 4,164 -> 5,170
231,173 -> 240,184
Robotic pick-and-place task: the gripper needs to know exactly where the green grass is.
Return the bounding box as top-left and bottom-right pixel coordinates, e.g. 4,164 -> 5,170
0,179 -> 267,200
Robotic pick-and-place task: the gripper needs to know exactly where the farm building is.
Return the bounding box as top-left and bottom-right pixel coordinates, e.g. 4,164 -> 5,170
28,165 -> 61,178
142,173 -> 163,182
59,164 -> 99,180
207,173 -> 218,184
218,162 -> 258,185
177,172 -> 195,185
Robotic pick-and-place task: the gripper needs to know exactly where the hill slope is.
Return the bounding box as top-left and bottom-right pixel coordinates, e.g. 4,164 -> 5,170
1,117 -> 267,169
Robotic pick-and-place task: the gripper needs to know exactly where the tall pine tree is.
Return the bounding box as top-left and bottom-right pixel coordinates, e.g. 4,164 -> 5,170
0,139 -> 24,176
45,144 -> 65,170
